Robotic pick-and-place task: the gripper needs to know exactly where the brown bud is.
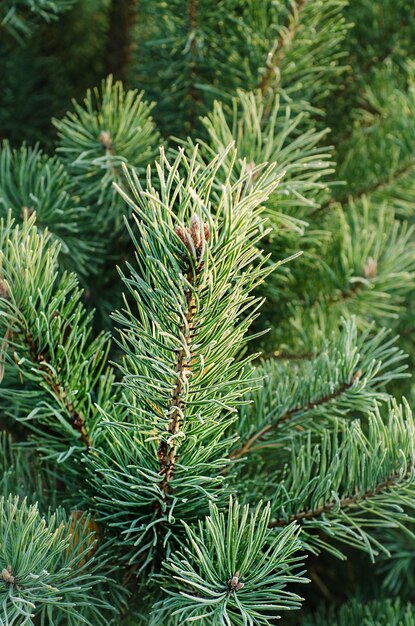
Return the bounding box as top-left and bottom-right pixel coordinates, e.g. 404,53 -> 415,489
363,256 -> 377,279
176,217 -> 212,260
1,565 -> 15,585
98,130 -> 113,151
190,214 -> 201,249
228,571 -> 244,592
203,222 -> 210,243
175,225 -> 187,245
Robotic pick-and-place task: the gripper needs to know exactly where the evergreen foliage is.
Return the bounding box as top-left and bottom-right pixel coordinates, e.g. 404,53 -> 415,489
301,598 -> 415,626
0,141 -> 98,275
54,77 -> 160,233
155,499 -> 307,625
0,0 -> 75,42
0,1 -> 415,625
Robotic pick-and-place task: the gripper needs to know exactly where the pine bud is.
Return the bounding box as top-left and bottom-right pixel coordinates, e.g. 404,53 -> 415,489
175,225 -> 189,247
203,222 -> 210,243
98,130 -> 113,151
1,565 -> 15,585
363,256 -> 377,279
175,217 -> 211,260
190,214 -> 201,249
228,571 -> 244,592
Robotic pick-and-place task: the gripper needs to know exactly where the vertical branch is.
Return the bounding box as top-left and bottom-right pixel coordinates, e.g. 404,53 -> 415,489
157,216 -> 209,498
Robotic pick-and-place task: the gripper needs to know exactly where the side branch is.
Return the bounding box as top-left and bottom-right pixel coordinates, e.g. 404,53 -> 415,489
19,326 -> 90,448
269,465 -> 412,528
232,373 -> 360,460
313,158 -> 415,216
259,0 -> 307,95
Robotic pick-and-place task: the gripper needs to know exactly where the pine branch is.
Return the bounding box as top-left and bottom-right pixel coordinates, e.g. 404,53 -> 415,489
232,372 -> 360,461
266,401 -> 415,560
186,89 -> 334,225
231,319 -> 407,459
0,0 -> 76,43
302,598 -> 415,626
154,498 -> 307,625
0,213 -> 115,461
0,495 -> 120,625
22,327 -> 90,447
157,245 -> 204,495
0,140 -> 101,276
87,146 -> 287,565
258,0 -> 307,95
53,77 -> 160,232
287,201 -> 415,339
315,157 -> 415,216
269,464 -> 412,528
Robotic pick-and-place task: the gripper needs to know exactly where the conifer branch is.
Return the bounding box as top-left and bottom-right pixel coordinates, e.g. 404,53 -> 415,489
264,401 -> 415,559
21,328 -> 90,448
314,158 -> 415,216
259,0 -> 308,95
232,319 -> 407,461
87,147 -> 284,564
0,213 -> 114,458
269,464 -> 412,528
157,217 -> 207,494
232,372 -> 360,460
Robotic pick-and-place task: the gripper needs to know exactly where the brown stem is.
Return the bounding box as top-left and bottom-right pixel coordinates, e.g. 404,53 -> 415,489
105,0 -> 138,82
259,0 -> 308,95
232,373 -> 360,460
269,466 -> 411,528
157,266 -> 199,496
20,328 -> 90,448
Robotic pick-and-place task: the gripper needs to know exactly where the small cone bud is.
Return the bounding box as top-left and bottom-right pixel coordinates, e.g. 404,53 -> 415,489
190,214 -> 201,249
175,217 -> 212,260
363,256 -> 377,279
203,222 -> 210,243
1,565 -> 15,585
98,130 -> 112,150
175,225 -> 188,246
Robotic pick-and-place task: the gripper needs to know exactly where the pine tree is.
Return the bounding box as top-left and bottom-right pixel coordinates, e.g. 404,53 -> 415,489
1,1 -> 415,624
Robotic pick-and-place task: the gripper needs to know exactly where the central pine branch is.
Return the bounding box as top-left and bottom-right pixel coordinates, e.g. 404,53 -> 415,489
157,215 -> 208,495
158,269 -> 198,490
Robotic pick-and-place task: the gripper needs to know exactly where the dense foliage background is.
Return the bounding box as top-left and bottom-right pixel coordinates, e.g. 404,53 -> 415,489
1,1 -> 415,624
